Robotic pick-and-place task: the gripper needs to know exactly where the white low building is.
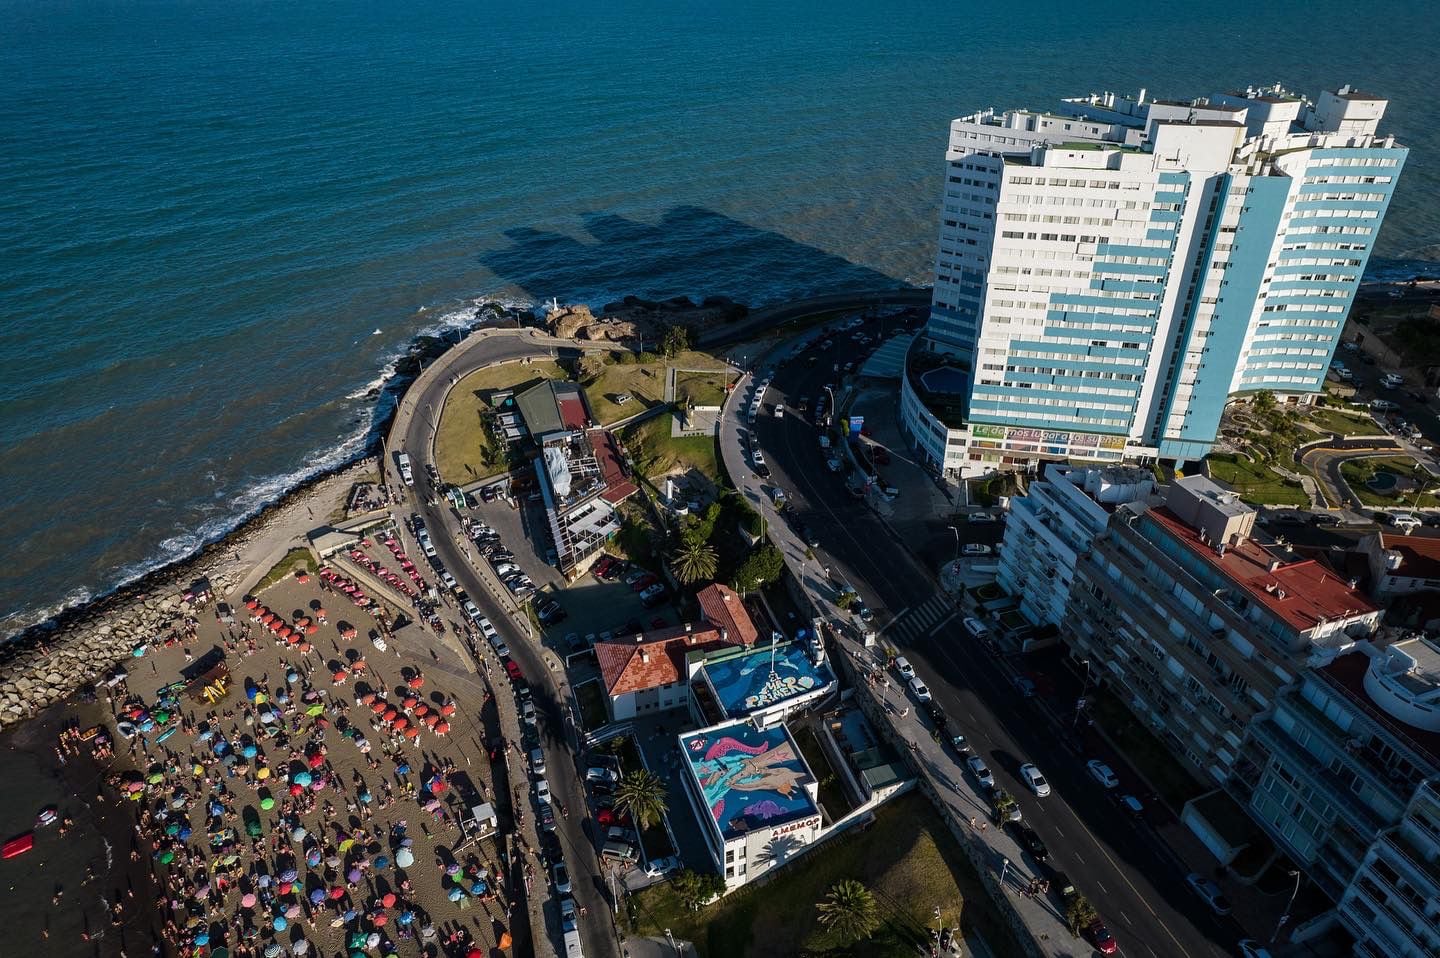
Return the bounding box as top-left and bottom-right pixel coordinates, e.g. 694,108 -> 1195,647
679,719 -> 824,890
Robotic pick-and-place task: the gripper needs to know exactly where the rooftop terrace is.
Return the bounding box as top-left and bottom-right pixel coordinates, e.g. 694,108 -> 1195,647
680,721 -> 818,841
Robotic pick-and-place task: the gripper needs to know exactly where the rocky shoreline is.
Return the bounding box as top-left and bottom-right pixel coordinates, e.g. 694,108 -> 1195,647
0,456 -> 376,729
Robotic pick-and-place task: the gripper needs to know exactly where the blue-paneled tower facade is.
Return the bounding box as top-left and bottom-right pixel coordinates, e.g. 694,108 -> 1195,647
906,84 -> 1407,475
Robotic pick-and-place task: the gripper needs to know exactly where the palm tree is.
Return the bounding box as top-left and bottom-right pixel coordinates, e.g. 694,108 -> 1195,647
613,769 -> 669,830
671,539 -> 718,584
815,879 -> 880,943
1065,893 -> 1099,936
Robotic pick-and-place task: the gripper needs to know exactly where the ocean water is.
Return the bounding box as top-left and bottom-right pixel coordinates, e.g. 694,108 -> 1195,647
1,0 -> 1437,637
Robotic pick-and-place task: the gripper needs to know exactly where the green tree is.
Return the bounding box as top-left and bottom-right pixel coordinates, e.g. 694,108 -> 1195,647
1252,389 -> 1277,414
835,591 -> 857,611
733,544 -> 784,593
815,879 -> 880,944
672,539 -> 718,584
993,789 -> 1019,822
614,769 -> 669,830
661,324 -> 692,358
1065,893 -> 1099,936
672,869 -> 725,911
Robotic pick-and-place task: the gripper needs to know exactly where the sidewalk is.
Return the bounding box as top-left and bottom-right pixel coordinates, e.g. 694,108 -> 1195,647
718,333 -> 1081,958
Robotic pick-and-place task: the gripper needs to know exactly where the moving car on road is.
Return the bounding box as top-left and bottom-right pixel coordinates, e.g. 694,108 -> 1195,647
1020,763 -> 1051,798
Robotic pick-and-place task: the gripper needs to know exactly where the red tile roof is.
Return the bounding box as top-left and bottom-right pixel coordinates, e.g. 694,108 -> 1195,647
1148,507 -> 1376,633
588,428 -> 638,504
696,583 -> 759,647
557,396 -> 589,432
1374,533 -> 1440,581
595,624 -> 726,697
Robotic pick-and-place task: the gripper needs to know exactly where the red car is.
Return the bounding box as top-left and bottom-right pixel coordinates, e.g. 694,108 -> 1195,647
630,573 -> 658,592
592,555 -> 615,578
505,660 -> 523,682
1086,919 -> 1118,955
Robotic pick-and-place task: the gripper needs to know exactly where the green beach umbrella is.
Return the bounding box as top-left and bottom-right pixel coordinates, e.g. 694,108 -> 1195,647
306,703 -> 324,717
260,796 -> 275,810
159,850 -> 174,865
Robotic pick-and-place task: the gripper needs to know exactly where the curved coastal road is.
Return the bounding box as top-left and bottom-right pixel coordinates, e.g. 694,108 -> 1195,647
387,327 -> 612,958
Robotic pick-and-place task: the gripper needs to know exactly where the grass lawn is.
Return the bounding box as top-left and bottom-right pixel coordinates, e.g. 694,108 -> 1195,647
626,792 -> 1023,958
254,548 -> 313,594
676,370 -> 731,408
792,725 -> 853,821
584,362 -> 669,426
434,360 -> 570,483
1340,455 -> 1440,508
621,412 -> 720,483
1205,453 -> 1308,506
1306,406 -> 1381,437
1089,691 -> 1207,808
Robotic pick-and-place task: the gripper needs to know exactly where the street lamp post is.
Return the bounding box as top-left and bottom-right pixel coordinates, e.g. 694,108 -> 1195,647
999,857 -> 1010,890
1072,658 -> 1092,730
1271,869 -> 1301,944
665,927 -> 679,956
946,525 -> 960,565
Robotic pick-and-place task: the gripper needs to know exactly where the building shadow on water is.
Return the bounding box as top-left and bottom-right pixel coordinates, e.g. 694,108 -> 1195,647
479,205 -> 916,305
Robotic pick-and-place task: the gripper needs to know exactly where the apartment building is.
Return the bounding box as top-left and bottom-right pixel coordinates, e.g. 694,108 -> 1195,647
1066,476 -> 1380,784
905,84 -> 1408,476
996,462 -> 1155,629
1246,638 -> 1440,955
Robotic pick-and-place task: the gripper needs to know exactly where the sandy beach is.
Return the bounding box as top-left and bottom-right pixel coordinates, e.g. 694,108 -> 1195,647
0,531 -> 535,958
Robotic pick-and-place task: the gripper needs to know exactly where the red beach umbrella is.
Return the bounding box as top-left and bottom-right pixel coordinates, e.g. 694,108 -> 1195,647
439,702 -> 456,716
381,892 -> 397,908
332,671 -> 348,684
434,720 -> 450,735
391,717 -> 408,730
382,707 -> 398,723
423,714 -> 440,729
306,623 -> 319,635
370,702 -> 388,715
308,753 -> 325,769
407,675 -> 425,690
244,598 -> 259,610
359,693 -> 376,706
402,697 -> 418,710
341,626 -> 358,640
413,705 -> 429,719
403,727 -> 420,739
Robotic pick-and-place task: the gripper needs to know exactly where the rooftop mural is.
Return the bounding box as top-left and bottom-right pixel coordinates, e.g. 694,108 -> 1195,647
682,721 -> 816,840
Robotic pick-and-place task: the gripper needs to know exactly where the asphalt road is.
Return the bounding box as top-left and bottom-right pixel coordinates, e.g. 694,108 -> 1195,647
743,326 -> 1241,958
392,330 -> 617,958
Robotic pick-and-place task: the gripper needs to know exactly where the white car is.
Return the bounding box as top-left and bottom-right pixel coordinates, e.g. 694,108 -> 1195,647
894,656 -> 915,680
966,755 -> 995,790
967,513 -> 998,524
768,486 -> 787,509
1371,399 -> 1398,412
961,543 -> 992,557
962,617 -> 990,640
534,778 -> 551,804
752,450 -> 766,467
1020,763 -> 1051,797
1086,759 -> 1120,789
529,748 -> 546,777
439,571 -> 458,591
909,677 -> 932,703
462,600 -> 481,622
1238,940 -> 1274,958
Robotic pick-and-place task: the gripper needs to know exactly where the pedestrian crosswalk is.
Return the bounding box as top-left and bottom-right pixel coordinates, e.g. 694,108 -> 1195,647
884,593 -> 957,644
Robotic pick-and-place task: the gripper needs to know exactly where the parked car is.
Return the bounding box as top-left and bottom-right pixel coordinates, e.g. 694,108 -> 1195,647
551,861 -> 572,894
624,568 -> 652,587
962,617 -> 990,640
586,766 -> 620,785
925,702 -> 949,731
1238,940 -> 1274,958
439,571 -> 458,591
961,543 -> 992,557
462,600 -> 482,622
1012,675 -> 1037,698
639,582 -> 667,607
1011,823 -> 1049,863
1086,918 -> 1119,955
520,699 -> 537,725
1019,763 -> 1051,798
894,656 -> 915,680
949,733 -> 971,754
643,856 -> 681,878
630,573 -> 659,593
966,756 -> 994,790
1086,759 -> 1120,789
1185,873 -> 1233,915
538,802 -> 557,832
506,660 -> 524,683
908,677 -> 931,702
534,779 -> 551,805
967,513 -> 998,524
767,486 -> 788,509
529,748 -> 546,777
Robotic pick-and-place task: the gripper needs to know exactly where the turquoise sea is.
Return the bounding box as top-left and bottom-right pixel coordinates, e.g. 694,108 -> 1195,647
2,0 -> 1437,635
